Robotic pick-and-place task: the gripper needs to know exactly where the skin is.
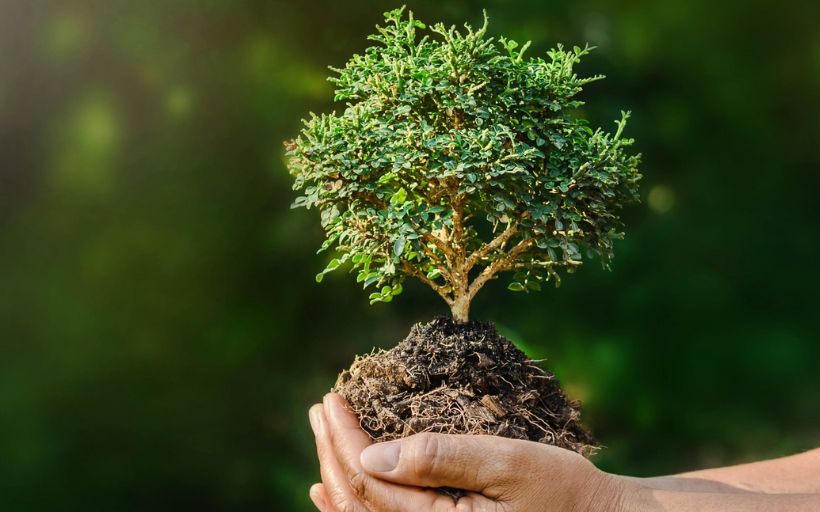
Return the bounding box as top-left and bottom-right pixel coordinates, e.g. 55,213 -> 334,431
308,393 -> 820,512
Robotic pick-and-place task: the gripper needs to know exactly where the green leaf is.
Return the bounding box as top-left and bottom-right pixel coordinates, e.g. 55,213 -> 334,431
393,236 -> 406,257
391,187 -> 407,205
508,282 -> 526,292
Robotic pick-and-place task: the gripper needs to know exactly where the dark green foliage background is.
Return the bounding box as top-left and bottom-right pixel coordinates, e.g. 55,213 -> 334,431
1,0 -> 818,510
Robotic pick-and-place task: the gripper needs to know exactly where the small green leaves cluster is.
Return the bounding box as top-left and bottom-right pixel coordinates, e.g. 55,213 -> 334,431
286,7 -> 640,318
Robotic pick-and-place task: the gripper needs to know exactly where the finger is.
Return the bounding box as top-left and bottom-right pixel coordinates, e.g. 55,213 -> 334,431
310,403 -> 369,512
324,393 -> 474,512
359,432 -> 539,498
309,483 -> 336,512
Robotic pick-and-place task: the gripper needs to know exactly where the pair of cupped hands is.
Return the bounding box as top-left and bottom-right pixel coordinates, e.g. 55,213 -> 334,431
309,393 -> 820,511
308,392 -> 623,512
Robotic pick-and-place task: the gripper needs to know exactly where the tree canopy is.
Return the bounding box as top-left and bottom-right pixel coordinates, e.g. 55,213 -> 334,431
286,7 -> 641,322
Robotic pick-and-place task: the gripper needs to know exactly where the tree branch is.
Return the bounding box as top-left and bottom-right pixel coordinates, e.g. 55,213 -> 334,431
510,259 -> 581,269
465,212 -> 531,272
420,231 -> 455,260
467,237 -> 535,299
400,260 -> 453,305
465,221 -> 519,271
415,238 -> 453,281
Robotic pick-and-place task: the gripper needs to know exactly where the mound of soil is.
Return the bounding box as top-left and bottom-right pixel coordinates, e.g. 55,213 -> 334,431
334,317 -> 597,457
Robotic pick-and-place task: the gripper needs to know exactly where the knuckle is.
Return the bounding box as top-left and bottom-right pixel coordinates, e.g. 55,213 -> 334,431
348,471 -> 370,499
413,433 -> 442,479
328,488 -> 355,512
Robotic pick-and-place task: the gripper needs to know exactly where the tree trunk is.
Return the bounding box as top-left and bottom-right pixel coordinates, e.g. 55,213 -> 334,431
450,294 -> 470,323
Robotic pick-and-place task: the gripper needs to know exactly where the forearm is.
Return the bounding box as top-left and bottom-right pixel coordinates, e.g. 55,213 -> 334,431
626,485 -> 820,512
669,448 -> 820,494
613,448 -> 820,511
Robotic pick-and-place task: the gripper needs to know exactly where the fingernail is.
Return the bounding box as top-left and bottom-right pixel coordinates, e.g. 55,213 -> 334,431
308,406 -> 325,437
360,441 -> 401,473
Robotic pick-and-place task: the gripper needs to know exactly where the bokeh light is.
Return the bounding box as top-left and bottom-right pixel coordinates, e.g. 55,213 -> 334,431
648,185 -> 675,213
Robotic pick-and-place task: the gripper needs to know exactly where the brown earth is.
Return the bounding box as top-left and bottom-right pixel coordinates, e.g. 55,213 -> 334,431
334,317 -> 597,458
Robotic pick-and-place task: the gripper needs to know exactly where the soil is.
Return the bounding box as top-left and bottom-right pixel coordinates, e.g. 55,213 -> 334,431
334,317 -> 598,460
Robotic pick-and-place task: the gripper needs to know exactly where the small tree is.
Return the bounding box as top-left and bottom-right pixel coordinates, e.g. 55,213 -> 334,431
286,8 -> 641,323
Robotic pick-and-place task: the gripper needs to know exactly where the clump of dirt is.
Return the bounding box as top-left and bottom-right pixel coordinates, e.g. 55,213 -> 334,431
334,317 -> 597,457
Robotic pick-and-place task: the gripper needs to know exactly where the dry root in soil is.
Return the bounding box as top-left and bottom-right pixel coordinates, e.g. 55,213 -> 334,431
334,317 -> 597,457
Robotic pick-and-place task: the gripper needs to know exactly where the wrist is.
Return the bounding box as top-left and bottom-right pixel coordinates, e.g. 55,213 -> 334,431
599,474 -> 654,512
575,471 -> 643,512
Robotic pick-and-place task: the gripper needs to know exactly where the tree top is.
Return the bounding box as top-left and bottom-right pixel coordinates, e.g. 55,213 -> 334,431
286,7 -> 641,322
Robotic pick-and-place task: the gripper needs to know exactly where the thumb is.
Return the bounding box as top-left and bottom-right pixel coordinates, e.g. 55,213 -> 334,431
359,433 -> 526,497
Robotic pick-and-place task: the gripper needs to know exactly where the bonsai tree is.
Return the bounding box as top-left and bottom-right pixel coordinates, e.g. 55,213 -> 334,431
287,8 -> 641,468
286,7 -> 641,323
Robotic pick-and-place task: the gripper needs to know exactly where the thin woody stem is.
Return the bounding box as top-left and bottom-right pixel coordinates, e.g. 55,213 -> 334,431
465,211 -> 531,272
465,221 -> 519,271
400,260 -> 454,305
467,237 -> 534,300
421,232 -> 456,263
416,236 -> 453,282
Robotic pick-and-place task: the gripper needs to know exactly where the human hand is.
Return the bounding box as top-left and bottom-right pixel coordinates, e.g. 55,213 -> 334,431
307,392 -> 629,512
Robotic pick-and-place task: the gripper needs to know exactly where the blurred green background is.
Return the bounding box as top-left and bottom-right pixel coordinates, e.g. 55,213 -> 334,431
1,0 -> 819,510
